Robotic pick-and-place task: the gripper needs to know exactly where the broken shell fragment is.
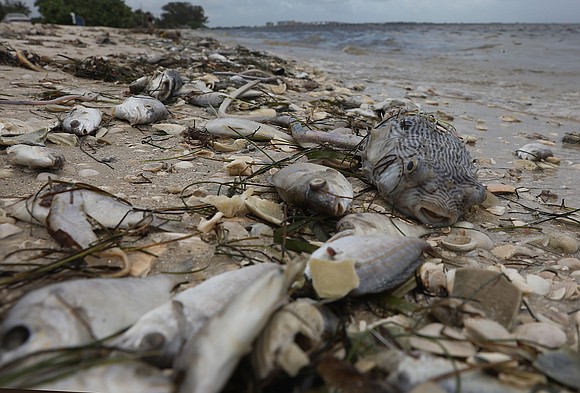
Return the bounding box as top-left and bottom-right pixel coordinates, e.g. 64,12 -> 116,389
253,299 -> 325,378
224,155 -> 254,176
112,95 -> 169,125
244,196 -> 285,225
199,188 -> 253,218
440,234 -> 478,252
514,322 -> 567,350
305,234 -> 431,299
409,323 -> 477,358
419,262 -> 447,295
62,105 -> 102,136
6,144 -> 65,170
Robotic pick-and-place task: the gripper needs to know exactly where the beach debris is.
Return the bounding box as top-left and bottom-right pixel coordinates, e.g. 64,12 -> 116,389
534,349 -> 580,390
33,360 -> 173,393
408,323 -> 477,358
562,132 -> 580,144
6,145 -> 65,170
0,275 -> 177,366
0,125 -> 49,146
419,262 -> 448,295
244,195 -> 285,225
199,187 -> 253,218
440,233 -> 478,252
513,322 -> 567,350
252,299 -> 326,378
173,262 -> 300,393
62,106 -> 102,136
515,142 -> 554,161
448,227 -> 493,250
499,115 -> 521,123
269,162 -> 353,217
129,69 -> 183,103
336,212 -> 431,238
205,117 -> 293,142
46,132 -> 79,146
112,95 -> 169,125
115,263 -> 281,367
305,234 -> 431,299
361,113 -> 485,226
223,155 -> 254,176
450,268 -> 522,328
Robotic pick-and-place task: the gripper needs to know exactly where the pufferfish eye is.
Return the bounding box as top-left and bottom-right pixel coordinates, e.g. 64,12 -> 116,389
405,158 -> 418,173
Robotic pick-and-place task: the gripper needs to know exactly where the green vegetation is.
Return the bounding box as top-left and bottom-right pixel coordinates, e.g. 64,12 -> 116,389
0,0 -> 31,19
31,0 -> 208,28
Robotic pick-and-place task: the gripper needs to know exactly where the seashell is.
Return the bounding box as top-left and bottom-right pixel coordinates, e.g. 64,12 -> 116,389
408,323 -> 477,358
440,234 -> 478,252
112,95 -> 169,125
0,222 -> 22,239
211,139 -> 246,152
224,155 -> 254,176
174,261 -> 300,393
152,123 -> 187,135
525,274 -> 551,296
269,162 -> 353,217
46,132 -> 79,146
419,262 -> 447,295
514,322 -> 567,350
253,299 -> 325,378
463,318 -> 516,352
534,349 -> 580,391
270,82 -> 287,95
336,212 -> 431,238
244,196 -> 285,225
197,211 -> 224,233
7,144 -> 65,170
199,188 -> 253,218
305,234 -> 431,299
450,228 -> 493,250
205,118 -> 293,142
516,142 -> 554,161
548,233 -> 579,254
62,105 -> 102,136
0,275 -> 178,366
130,69 -> 183,103
492,244 -> 537,260
486,205 -> 506,216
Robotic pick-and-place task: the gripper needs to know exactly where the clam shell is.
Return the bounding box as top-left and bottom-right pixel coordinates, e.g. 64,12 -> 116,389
306,234 -> 431,298
514,322 -> 567,350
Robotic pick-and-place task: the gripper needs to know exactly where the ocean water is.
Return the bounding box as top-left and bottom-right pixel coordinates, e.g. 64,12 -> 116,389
200,23 -> 580,206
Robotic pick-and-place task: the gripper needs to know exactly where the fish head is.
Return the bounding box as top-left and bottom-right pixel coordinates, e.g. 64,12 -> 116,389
0,292 -> 93,365
147,70 -> 183,103
67,119 -> 89,135
305,177 -> 351,216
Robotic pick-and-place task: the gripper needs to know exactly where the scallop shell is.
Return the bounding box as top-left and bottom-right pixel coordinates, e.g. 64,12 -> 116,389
305,234 -> 431,299
6,145 -> 65,170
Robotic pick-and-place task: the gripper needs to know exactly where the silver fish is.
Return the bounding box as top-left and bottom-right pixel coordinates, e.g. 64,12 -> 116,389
62,106 -> 102,136
336,212 -> 432,238
305,234 -> 431,298
6,144 -> 65,170
269,162 -> 353,217
114,263 -> 280,367
112,95 -> 169,125
174,262 -> 299,393
0,275 -> 177,366
129,69 -> 183,103
205,117 -> 293,142
515,142 -> 554,161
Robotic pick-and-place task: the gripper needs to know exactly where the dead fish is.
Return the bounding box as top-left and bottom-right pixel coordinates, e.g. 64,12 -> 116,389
6,144 -> 65,170
188,91 -> 227,107
336,212 -> 431,238
112,96 -> 169,125
305,234 -> 431,299
0,128 -> 49,147
62,106 -> 102,136
0,275 -> 177,366
205,117 -> 293,142
174,262 -> 299,393
269,162 -> 353,217
114,263 -> 280,367
34,360 -> 173,393
129,69 -> 183,103
516,142 -> 554,161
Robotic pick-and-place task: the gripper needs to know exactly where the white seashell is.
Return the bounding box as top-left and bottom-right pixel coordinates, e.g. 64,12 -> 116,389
205,118 -> 292,142
252,299 -> 325,378
0,222 -> 22,239
486,205 -> 506,216
199,188 -> 253,218
306,234 -> 431,299
525,274 -> 552,296
7,144 -> 65,170
112,96 -> 169,125
224,155 -> 254,176
197,211 -> 223,233
152,123 -> 187,135
62,106 -> 102,136
409,323 -> 476,358
440,234 -> 478,252
463,317 -> 516,352
419,262 -> 447,295
211,139 -> 246,152
244,196 -> 285,225
548,233 -> 579,254
514,322 -> 567,350
450,228 -> 493,250
46,132 -> 79,146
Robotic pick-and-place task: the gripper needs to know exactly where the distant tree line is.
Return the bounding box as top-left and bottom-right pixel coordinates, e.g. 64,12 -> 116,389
24,0 -> 207,28
0,0 -> 31,19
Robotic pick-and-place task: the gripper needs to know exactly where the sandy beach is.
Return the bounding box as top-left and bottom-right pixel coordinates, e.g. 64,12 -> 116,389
0,22 -> 579,392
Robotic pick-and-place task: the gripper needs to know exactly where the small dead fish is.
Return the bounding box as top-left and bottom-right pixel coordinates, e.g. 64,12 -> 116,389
112,96 -> 169,125
114,263 -> 280,367
62,106 -> 102,136
205,118 -> 293,142
516,142 -> 554,161
174,262 -> 299,393
6,144 -> 65,170
305,234 -> 431,299
130,69 -> 183,103
188,91 -> 226,107
0,275 -> 177,366
269,162 -> 353,217
336,212 -> 431,238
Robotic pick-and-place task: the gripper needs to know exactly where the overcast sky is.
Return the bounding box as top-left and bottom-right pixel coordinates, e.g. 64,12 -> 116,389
25,0 -> 580,27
